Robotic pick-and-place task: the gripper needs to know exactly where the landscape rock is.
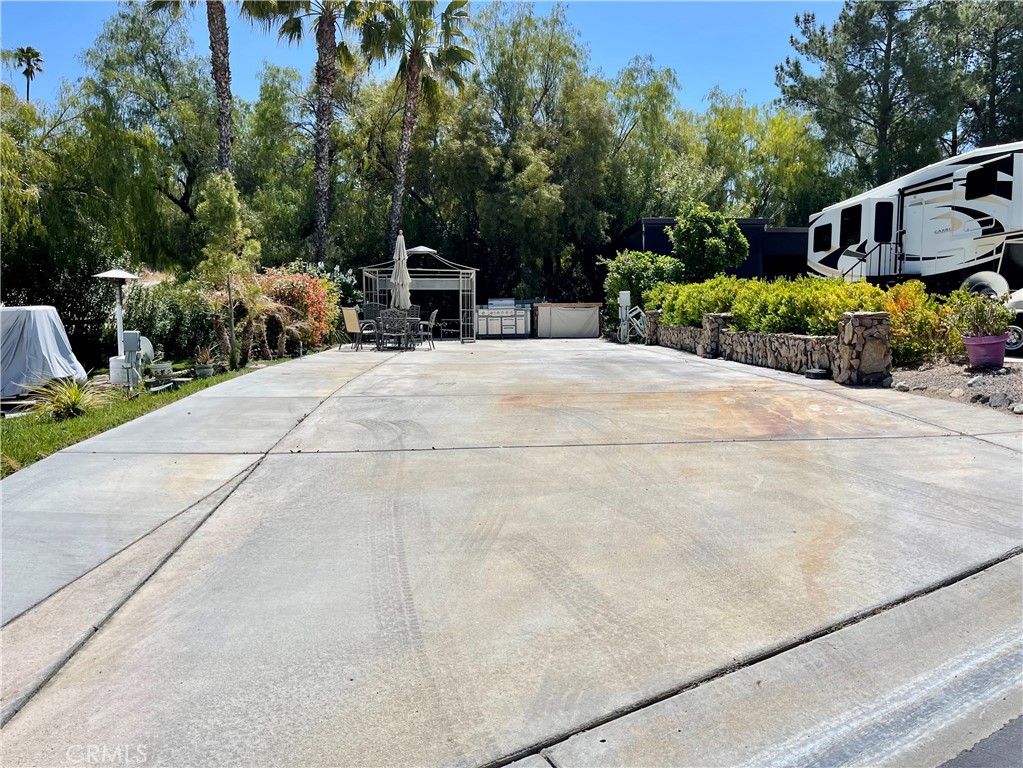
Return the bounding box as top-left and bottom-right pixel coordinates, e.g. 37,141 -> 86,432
894,382 -> 910,392
1012,404 -> 1023,414
988,393 -> 1012,409
970,393 -> 990,404
949,388 -> 965,398
967,376 -> 983,387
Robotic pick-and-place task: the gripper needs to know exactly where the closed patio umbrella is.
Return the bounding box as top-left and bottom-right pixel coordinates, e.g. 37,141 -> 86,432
390,230 -> 411,310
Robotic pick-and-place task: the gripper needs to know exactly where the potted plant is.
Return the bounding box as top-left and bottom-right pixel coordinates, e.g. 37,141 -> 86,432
194,345 -> 217,378
947,290 -> 1014,368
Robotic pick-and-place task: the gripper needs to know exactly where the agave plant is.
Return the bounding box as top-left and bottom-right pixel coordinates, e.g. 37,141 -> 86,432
25,376 -> 111,421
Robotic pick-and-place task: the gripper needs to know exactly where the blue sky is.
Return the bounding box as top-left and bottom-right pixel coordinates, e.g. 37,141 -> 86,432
1,1 -> 841,111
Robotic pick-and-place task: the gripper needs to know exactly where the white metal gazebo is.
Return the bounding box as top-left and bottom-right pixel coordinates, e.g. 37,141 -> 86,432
361,246 -> 478,342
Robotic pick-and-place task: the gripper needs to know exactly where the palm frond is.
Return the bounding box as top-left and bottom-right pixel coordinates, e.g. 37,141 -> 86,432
278,15 -> 306,44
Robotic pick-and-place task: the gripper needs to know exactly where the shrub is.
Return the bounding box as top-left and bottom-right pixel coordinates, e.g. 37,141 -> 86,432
945,289 -> 1014,338
601,250 -> 685,323
666,200 -> 748,282
114,281 -> 215,361
25,377 -> 111,421
730,277 -> 884,335
260,266 -> 339,347
884,281 -> 947,366
652,276 -> 745,327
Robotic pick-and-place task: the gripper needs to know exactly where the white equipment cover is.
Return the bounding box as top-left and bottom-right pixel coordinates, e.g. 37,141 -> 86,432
1,306 -> 87,397
390,233 -> 412,310
536,304 -> 601,338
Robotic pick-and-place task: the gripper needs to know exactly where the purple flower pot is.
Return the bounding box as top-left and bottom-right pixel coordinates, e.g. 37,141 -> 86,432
963,333 -> 1008,368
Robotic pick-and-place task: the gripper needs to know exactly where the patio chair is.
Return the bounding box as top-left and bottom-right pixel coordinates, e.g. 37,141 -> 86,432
340,307 -> 365,350
377,309 -> 410,351
416,309 -> 438,350
407,304 -> 421,321
363,302 -> 385,324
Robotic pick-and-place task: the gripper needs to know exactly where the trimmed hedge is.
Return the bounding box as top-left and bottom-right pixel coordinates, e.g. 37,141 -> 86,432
646,276 -> 966,366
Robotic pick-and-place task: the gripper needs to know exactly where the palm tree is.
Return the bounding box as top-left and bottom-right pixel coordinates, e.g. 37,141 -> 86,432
361,1 -> 474,254
14,47 -> 43,102
147,1 -> 234,172
243,1 -> 360,265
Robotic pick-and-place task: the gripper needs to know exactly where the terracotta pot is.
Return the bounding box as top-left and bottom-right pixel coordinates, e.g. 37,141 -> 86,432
962,333 -> 1008,368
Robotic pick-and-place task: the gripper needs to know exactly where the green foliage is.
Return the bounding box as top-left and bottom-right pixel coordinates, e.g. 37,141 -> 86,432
697,89 -> 827,223
651,276 -> 745,327
197,170 -> 261,285
777,1 -> 963,186
945,290 -> 1014,337
24,377 -> 111,421
666,201 -> 749,283
116,281 -> 215,360
884,281 -> 949,365
601,250 -> 685,322
731,277 -> 885,335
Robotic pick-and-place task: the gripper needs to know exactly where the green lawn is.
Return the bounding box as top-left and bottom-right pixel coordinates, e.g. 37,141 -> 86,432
1,367 -> 261,478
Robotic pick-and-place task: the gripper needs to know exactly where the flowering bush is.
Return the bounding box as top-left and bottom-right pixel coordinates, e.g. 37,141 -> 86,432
260,267 -> 339,346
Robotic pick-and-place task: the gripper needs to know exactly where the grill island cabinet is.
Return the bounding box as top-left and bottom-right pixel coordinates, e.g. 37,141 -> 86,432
535,303 -> 602,338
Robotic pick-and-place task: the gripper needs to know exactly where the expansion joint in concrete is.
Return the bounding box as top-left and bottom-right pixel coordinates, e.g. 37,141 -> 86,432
480,548 -> 1023,768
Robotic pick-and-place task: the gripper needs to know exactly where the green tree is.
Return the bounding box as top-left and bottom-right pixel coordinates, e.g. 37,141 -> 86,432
81,4 -> 218,268
666,200 -> 749,283
14,46 -> 43,102
955,1 -> 1023,147
776,1 -> 958,186
699,89 -> 826,223
147,0 -> 236,172
244,0 -> 362,265
196,170 -> 261,366
605,55 -> 681,231
360,0 -> 475,255
234,64 -> 315,265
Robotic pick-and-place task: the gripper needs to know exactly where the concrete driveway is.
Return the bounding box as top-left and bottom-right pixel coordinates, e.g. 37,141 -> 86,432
2,340 -> 1020,767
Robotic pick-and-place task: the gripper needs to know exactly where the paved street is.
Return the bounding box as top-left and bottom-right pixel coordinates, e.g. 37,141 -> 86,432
2,340 -> 1021,767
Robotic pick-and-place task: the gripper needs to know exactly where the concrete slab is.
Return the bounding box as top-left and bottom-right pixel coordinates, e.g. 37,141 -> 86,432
336,342 -> 802,398
62,396 -> 321,454
2,433 -> 1019,767
0,453 -> 256,624
3,340 -> 1021,768
544,557 -> 1023,768
972,432 -> 1023,452
190,353 -> 386,399
0,466 -> 252,725
826,385 -> 1023,435
275,389 -> 947,453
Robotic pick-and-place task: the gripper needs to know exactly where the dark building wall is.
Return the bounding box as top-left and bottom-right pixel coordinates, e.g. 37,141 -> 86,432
620,217 -> 809,280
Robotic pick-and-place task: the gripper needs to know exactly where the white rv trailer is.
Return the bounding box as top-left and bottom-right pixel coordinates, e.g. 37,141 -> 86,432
807,142 -> 1023,292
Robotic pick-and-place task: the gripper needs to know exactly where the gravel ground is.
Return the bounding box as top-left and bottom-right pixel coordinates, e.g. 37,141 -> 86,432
890,357 -> 1023,416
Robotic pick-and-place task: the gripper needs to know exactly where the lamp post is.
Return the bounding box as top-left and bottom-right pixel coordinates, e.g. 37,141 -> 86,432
93,269 -> 139,357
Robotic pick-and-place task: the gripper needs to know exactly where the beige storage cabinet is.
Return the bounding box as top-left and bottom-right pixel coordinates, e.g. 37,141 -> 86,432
535,303 -> 602,338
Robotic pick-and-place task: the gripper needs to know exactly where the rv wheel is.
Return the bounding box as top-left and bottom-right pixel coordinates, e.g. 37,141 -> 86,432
1006,324 -> 1023,354
961,271 -> 1011,298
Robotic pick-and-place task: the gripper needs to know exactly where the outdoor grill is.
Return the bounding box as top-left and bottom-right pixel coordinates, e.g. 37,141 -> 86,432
476,299 -> 532,338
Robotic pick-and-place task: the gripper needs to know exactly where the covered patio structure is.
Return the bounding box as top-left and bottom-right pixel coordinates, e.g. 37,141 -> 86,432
361,246 -> 477,342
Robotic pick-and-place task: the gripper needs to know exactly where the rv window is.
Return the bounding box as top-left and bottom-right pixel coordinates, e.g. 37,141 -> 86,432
840,205 -> 862,248
813,224 -> 832,252
966,164 -> 997,200
874,202 -> 894,243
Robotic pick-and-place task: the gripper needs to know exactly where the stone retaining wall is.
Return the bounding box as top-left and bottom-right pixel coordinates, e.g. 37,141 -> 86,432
645,310 -> 891,385
719,331 -> 836,374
